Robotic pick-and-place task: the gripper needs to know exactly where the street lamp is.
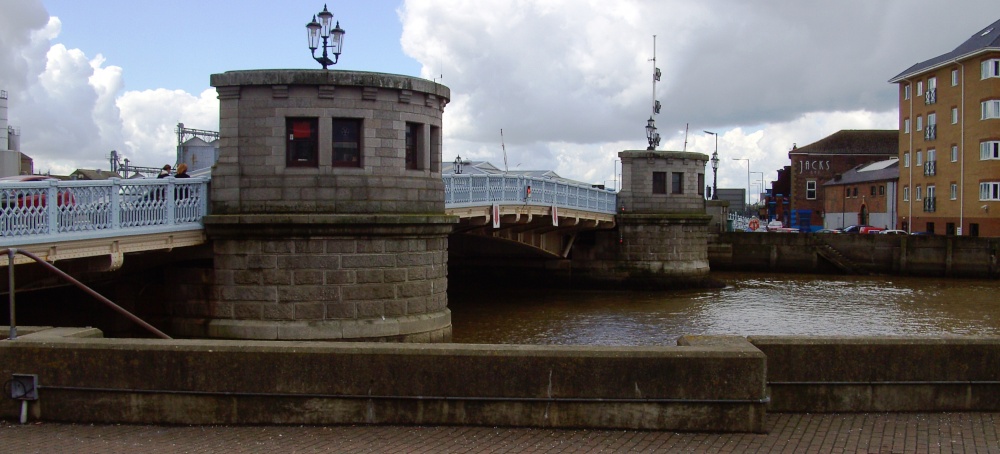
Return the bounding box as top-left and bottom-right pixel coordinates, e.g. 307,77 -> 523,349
751,171 -> 765,204
704,131 -> 719,200
453,155 -> 463,174
306,4 -> 346,69
645,117 -> 660,150
733,158 -> 750,207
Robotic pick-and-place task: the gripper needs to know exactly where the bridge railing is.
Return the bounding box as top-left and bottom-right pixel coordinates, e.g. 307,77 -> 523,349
443,174 -> 617,214
0,178 -> 209,247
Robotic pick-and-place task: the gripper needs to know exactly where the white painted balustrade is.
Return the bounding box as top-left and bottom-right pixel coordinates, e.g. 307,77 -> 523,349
0,178 -> 209,247
443,174 -> 617,214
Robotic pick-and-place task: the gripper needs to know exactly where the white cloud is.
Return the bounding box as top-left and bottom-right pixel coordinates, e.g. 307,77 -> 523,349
400,0 -> 995,188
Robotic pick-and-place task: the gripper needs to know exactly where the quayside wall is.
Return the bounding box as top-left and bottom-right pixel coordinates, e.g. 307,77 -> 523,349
4,328 -> 1000,432
709,232 -> 1000,278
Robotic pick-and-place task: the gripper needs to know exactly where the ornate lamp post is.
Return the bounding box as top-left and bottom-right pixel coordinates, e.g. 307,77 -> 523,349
453,155 -> 464,174
306,4 -> 346,69
645,117 -> 660,151
705,131 -> 719,200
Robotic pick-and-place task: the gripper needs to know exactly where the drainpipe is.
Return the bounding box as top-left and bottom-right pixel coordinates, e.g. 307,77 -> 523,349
906,78 -> 913,232
959,61 -> 965,234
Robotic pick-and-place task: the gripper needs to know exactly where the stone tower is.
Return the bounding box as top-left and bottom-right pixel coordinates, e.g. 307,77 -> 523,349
171,70 -> 455,342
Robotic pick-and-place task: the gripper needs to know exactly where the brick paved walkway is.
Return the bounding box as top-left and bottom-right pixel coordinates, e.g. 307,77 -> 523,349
2,413 -> 999,453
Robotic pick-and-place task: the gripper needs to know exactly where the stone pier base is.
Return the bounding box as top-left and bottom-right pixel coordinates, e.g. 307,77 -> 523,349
171,214 -> 455,342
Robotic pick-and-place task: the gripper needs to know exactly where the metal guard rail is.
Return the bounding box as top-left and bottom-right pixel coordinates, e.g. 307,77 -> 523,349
5,248 -> 171,340
0,177 -> 209,247
443,174 -> 617,214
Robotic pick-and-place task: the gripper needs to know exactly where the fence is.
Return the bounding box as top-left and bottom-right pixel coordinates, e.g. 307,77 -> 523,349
443,174 -> 617,214
0,178 -> 209,247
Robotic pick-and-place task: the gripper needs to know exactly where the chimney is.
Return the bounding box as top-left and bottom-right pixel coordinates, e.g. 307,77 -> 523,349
0,90 -> 8,151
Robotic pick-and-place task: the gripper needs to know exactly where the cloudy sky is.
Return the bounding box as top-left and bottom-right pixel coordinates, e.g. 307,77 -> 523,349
1,0 -> 998,198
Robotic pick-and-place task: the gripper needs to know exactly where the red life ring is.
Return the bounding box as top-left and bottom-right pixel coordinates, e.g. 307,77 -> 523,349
748,219 -> 760,230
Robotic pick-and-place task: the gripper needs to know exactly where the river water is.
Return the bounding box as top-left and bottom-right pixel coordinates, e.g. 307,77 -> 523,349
449,272 -> 1000,346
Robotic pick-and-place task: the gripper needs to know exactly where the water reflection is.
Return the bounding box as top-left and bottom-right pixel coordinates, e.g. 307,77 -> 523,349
449,272 -> 1000,346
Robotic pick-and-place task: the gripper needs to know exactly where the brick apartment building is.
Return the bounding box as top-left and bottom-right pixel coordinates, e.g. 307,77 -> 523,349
889,18 -> 1000,236
822,159 -> 899,230
788,130 -> 899,230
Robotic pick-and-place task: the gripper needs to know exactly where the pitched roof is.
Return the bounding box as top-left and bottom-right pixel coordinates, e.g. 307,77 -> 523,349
823,159 -> 899,186
70,169 -> 122,180
889,18 -> 1000,82
788,130 -> 899,157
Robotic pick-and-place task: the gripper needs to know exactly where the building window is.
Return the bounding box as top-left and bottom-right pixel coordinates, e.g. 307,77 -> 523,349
806,180 -> 817,200
970,223 -> 980,237
952,145 -> 959,162
671,172 -> 684,194
904,84 -> 911,100
950,183 -> 958,200
981,182 -> 1000,201
916,150 -> 923,166
697,173 -> 705,196
982,59 -> 1000,79
852,186 -> 858,198
870,185 -> 876,196
405,122 -> 422,170
904,152 -> 910,167
916,115 -> 923,131
903,185 -> 909,202
916,185 -> 922,201
904,118 -> 910,134
429,126 -> 441,172
652,172 -> 666,194
982,100 -> 1000,119
286,117 -> 319,167
946,223 -> 956,235
952,68 -> 959,86
917,80 -> 924,96
332,118 -> 362,167
927,148 -> 936,163
845,187 -> 850,198
952,107 -> 959,124
981,141 -> 1000,160
879,185 -> 885,196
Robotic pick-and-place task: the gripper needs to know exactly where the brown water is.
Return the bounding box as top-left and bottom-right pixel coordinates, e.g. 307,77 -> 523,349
449,272 -> 1000,345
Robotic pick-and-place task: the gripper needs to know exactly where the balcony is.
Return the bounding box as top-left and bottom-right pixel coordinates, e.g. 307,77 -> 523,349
924,196 -> 936,213
924,160 -> 936,176
925,89 -> 936,105
924,124 -> 936,141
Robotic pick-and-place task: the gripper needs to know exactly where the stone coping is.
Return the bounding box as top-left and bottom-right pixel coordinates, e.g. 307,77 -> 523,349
171,310 -> 452,341
618,149 -> 710,161
210,69 -> 450,100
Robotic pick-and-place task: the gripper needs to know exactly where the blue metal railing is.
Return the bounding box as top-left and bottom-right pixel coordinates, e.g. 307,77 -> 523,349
0,178 -> 209,247
443,174 -> 617,214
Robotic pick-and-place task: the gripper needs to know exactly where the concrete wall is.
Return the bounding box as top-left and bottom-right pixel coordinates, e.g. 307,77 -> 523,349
751,336 -> 1000,412
0,329 -> 767,433
709,232 -> 1000,278
4,329 -> 999,431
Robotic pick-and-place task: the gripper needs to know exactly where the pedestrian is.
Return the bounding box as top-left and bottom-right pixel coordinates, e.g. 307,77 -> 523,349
175,163 -> 190,178
157,164 -> 171,178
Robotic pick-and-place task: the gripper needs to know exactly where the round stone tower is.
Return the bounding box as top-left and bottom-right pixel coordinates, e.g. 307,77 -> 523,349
171,70 -> 455,342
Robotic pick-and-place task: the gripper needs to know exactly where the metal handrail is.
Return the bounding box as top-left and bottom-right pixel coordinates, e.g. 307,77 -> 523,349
4,248 -> 171,340
0,177 -> 209,248
443,174 -> 617,214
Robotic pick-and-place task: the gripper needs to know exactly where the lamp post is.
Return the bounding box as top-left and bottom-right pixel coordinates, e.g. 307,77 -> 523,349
306,4 -> 346,69
751,171 -> 765,204
453,155 -> 463,174
645,117 -> 660,151
733,158 -> 750,207
704,131 -> 719,200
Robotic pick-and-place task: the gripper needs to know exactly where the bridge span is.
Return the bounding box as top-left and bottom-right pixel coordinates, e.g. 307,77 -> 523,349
1,174 -> 616,265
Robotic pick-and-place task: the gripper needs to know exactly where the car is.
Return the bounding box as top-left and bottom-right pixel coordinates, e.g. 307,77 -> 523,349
840,225 -> 863,233
0,174 -> 74,208
881,229 -> 908,235
859,226 -> 885,234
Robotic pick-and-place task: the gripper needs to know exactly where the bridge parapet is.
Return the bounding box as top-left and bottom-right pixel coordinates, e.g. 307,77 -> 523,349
443,174 -> 616,214
0,178 -> 209,265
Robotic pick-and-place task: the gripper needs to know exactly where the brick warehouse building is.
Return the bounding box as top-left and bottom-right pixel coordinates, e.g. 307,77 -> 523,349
889,18 -> 1000,236
788,130 -> 899,230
